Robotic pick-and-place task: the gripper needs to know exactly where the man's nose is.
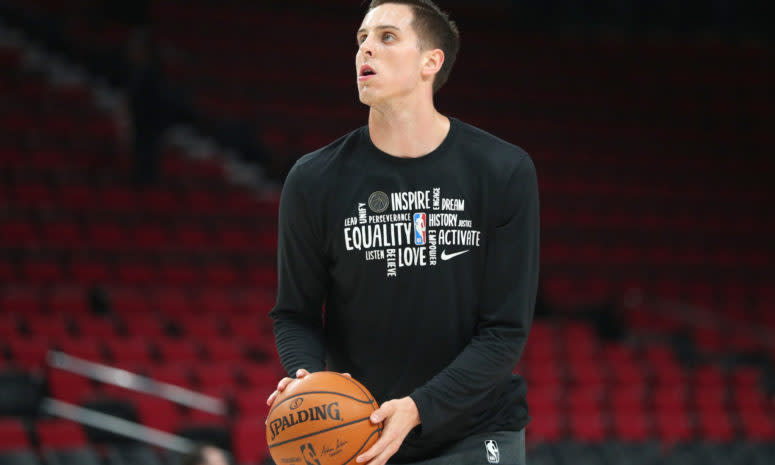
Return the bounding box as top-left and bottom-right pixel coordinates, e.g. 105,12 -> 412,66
359,36 -> 374,57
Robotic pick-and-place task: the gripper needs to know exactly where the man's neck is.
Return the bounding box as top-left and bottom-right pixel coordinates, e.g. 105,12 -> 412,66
367,96 -> 450,159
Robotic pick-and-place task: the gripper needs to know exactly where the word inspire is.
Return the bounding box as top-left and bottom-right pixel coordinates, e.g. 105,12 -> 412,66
269,401 -> 342,441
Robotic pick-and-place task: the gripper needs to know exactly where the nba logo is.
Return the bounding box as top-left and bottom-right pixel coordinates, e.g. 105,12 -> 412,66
484,440 -> 499,464
413,213 -> 426,245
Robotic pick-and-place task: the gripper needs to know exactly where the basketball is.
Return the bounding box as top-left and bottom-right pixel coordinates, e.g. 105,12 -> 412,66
266,372 -> 382,465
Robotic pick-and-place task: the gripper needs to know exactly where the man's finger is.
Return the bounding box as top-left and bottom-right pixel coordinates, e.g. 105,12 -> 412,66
357,414 -> 398,463
369,401 -> 395,424
266,390 -> 279,406
276,377 -> 291,392
368,443 -> 399,465
356,433 -> 392,463
296,368 -> 309,378
342,372 -> 352,378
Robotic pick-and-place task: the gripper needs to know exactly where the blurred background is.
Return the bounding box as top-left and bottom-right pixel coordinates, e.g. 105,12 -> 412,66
0,0 -> 773,464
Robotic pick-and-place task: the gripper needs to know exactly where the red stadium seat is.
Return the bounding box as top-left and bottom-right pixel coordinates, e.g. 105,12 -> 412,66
526,362 -> 564,387
731,367 -> 761,388
36,420 -> 87,449
569,411 -> 607,442
186,408 -> 228,427
135,397 -> 182,433
0,220 -> 38,248
0,261 -> 16,283
142,189 -> 180,215
117,262 -> 158,286
153,288 -> 193,317
178,315 -> 224,339
526,409 -> 563,443
41,220 -> 83,249
245,266 -> 277,289
146,364 -> 193,388
48,287 -> 89,315
204,339 -> 244,363
612,409 -> 650,442
739,410 -> 775,440
57,339 -> 105,363
0,286 -> 43,315
172,225 -> 212,250
203,264 -> 239,287
121,313 -> 167,339
21,260 -> 63,284
610,385 -> 646,412
7,338 -> 51,370
48,368 -> 95,404
13,184 -> 52,209
25,314 -> 72,341
68,259 -> 112,284
73,316 -> 118,340
233,419 -> 270,465
60,185 -> 98,210
198,290 -> 236,315
156,339 -> 201,364
192,364 -> 238,393
693,365 -> 725,387
654,409 -> 693,443
100,187 -> 137,212
111,290 -> 155,316
234,289 -> 276,317
241,365 -> 283,391
696,408 -> 735,441
159,263 -> 199,286
0,418 -> 30,451
216,228 -> 253,253
235,389 -> 271,419
133,224 -> 169,250
87,222 -> 128,250
105,338 -> 153,368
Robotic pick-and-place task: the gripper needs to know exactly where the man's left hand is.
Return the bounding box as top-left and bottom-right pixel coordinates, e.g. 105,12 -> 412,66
356,396 -> 420,465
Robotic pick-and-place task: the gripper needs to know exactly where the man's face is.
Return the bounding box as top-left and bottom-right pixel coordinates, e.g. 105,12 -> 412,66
356,3 -> 425,106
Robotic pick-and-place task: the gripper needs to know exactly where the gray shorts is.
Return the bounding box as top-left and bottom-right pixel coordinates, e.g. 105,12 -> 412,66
390,430 -> 526,465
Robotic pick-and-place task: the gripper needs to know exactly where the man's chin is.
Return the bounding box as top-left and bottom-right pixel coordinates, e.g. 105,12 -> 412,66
358,89 -> 377,106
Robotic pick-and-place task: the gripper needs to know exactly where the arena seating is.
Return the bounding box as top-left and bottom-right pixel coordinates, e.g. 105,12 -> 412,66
2,1 -> 774,464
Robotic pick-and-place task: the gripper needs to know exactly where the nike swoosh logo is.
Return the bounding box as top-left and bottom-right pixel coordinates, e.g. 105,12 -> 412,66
441,249 -> 470,261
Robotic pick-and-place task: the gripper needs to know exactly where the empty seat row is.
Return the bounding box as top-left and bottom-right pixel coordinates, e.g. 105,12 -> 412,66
2,335 -> 278,371
0,261 -> 277,287
0,184 -> 277,216
0,286 -> 276,315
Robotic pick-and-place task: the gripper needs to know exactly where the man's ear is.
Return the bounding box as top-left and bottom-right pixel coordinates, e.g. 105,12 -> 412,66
421,48 -> 445,79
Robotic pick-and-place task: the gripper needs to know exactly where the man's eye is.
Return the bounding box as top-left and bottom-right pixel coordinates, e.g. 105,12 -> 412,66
357,35 -> 366,45
383,33 -> 395,42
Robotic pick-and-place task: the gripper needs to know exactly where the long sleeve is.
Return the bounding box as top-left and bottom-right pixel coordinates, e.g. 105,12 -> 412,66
269,162 -> 329,375
409,154 -> 540,437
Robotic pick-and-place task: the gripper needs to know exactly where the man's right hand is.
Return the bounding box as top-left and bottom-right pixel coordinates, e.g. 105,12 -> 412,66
267,368 -> 310,407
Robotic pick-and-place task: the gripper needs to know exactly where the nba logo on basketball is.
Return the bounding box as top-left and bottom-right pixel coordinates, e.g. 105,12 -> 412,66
413,213 -> 426,245
485,440 -> 500,464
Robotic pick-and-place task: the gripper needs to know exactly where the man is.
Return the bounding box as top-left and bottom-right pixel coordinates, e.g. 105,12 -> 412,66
268,1 -> 539,464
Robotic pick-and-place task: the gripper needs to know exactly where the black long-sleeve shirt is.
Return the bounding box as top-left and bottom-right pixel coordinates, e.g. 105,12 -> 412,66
269,117 -> 539,463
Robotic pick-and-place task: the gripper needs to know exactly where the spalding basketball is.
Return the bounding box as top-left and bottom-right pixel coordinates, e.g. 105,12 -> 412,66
266,372 -> 382,465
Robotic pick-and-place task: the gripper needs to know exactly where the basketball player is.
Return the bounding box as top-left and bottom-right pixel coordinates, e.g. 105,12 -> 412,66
268,1 -> 539,464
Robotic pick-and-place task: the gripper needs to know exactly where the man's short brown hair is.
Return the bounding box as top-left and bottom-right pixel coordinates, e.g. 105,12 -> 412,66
367,0 -> 460,93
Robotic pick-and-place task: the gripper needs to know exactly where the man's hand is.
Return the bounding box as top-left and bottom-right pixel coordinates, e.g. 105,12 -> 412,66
266,369 -> 352,408
266,368 -> 309,408
356,397 -> 420,465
